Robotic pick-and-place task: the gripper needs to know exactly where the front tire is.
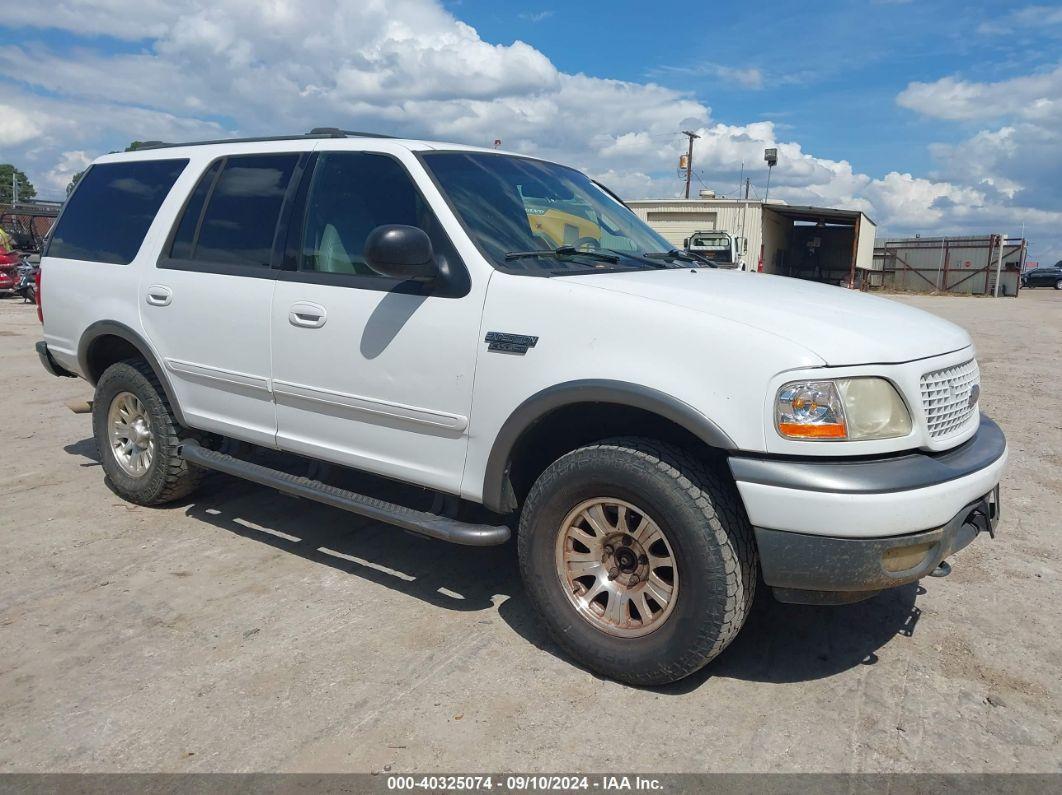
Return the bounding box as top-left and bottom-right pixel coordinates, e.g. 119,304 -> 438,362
518,438 -> 756,686
1055,279 -> 1062,290
92,359 -> 204,505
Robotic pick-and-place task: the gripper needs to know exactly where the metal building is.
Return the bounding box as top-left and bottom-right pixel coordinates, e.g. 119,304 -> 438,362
873,235 -> 1026,296
627,197 -> 878,287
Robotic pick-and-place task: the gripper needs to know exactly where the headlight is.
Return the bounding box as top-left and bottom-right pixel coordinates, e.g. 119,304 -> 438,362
775,378 -> 912,441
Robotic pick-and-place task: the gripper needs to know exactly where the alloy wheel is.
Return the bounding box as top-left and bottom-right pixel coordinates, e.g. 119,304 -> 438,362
555,497 -> 679,637
107,391 -> 155,477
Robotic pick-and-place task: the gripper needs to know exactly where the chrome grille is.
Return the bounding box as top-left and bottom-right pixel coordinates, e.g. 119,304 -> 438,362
920,359 -> 980,438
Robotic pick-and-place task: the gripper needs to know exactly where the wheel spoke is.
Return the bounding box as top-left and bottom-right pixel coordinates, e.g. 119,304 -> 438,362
604,590 -> 628,626
582,505 -> 610,536
567,559 -> 603,575
569,526 -> 599,549
634,592 -> 655,623
645,573 -> 674,607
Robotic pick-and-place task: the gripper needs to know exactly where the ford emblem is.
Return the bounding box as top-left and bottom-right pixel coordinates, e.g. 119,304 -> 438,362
968,384 -> 980,407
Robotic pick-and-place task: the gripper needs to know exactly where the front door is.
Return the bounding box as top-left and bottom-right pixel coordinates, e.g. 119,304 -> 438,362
270,149 -> 482,494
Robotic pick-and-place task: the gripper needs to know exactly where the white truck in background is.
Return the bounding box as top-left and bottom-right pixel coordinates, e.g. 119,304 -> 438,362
684,230 -> 749,270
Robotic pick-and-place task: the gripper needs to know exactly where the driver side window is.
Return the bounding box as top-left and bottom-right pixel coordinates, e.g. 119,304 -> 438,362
300,152 -> 434,277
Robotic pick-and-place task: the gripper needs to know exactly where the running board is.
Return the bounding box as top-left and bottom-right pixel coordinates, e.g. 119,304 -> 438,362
178,439 -> 511,547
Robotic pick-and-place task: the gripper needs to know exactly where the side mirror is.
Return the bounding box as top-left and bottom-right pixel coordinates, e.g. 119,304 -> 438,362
682,238 -> 690,249
364,225 -> 438,281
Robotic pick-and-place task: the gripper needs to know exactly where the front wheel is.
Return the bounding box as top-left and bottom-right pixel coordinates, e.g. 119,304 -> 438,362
1055,279 -> 1062,290
518,438 -> 757,686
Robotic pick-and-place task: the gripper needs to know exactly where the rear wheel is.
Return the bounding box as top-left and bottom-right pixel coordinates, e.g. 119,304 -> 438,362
518,438 -> 756,686
1055,279 -> 1062,290
92,359 -> 205,505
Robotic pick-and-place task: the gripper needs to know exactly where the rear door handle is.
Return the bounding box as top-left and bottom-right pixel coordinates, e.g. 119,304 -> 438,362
146,285 -> 173,306
288,301 -> 327,328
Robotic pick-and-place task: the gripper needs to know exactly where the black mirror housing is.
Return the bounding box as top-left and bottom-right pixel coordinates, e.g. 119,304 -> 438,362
364,225 -> 438,281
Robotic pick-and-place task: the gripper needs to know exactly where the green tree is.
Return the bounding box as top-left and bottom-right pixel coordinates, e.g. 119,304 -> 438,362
66,141 -> 152,195
0,164 -> 37,205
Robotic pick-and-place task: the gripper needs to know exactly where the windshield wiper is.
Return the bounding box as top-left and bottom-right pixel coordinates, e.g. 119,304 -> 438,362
505,246 -> 620,264
643,249 -> 701,263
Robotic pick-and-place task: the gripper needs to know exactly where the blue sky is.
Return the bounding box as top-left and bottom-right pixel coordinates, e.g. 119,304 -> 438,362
1,0 -> 1060,261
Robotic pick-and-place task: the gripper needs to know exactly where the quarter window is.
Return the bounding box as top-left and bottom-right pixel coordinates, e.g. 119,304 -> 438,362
47,159 -> 188,265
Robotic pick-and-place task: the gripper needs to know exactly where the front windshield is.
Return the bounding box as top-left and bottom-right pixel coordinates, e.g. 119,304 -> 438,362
421,152 -> 682,274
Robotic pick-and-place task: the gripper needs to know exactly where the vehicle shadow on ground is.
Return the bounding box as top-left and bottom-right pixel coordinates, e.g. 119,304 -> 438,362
65,438 -> 924,688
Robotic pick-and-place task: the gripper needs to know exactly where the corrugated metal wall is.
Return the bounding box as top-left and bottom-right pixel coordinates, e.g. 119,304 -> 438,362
873,236 -> 1025,295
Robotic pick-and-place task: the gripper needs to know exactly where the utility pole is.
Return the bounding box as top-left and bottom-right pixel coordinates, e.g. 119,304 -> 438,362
744,178 -> 750,199
681,130 -> 700,199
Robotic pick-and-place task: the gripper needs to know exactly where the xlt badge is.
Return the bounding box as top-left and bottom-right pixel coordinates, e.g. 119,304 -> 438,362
485,331 -> 539,354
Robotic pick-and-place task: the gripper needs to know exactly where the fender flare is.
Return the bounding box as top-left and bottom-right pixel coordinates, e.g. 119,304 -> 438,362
78,320 -> 189,427
481,379 -> 737,513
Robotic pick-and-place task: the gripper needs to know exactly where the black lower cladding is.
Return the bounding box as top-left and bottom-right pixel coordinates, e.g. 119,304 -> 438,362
35,341 -> 76,378
756,489 -> 999,605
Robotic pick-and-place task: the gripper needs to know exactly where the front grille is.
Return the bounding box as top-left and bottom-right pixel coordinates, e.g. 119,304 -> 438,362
920,359 -> 980,438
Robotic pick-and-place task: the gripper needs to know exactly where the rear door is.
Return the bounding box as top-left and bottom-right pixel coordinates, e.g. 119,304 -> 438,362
141,151 -> 306,446
269,148 -> 482,494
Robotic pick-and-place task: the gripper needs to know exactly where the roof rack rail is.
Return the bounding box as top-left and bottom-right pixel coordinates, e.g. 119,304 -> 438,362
307,127 -> 395,138
137,128 -> 393,151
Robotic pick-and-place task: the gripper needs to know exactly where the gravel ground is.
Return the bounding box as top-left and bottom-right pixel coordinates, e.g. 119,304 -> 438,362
0,289 -> 1058,774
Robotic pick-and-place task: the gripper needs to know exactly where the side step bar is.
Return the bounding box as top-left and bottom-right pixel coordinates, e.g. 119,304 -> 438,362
179,439 -> 511,547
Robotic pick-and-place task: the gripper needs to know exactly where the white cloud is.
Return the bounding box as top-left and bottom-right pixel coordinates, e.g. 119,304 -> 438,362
0,103 -> 41,146
518,10 -> 554,23
2,0 -> 1059,261
896,65 -> 1062,123
44,151 -> 93,194
976,4 -> 1062,35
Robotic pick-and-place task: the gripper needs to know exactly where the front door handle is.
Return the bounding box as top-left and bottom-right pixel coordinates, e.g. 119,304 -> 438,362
146,285 -> 173,306
288,301 -> 327,329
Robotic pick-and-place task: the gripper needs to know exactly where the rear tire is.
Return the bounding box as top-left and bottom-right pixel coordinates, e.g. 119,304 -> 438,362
1055,279 -> 1062,290
518,437 -> 756,686
92,359 -> 205,505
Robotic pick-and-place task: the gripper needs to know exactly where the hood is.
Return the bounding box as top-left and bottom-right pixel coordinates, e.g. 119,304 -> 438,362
563,268 -> 971,366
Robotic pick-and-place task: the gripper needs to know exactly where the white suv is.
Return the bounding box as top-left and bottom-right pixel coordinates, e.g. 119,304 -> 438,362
36,130 -> 1006,685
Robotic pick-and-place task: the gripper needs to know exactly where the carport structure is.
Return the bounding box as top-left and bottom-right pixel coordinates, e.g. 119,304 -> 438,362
762,204 -> 877,288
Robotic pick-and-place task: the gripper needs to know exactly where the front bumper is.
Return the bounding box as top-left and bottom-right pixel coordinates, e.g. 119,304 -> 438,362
728,415 -> 1006,604
756,488 -> 999,604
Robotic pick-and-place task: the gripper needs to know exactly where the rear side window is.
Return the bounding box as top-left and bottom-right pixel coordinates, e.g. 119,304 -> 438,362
47,159 -> 188,264
168,154 -> 298,269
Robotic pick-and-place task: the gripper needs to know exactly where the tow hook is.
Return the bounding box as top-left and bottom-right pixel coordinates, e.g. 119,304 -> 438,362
930,560 -> 952,578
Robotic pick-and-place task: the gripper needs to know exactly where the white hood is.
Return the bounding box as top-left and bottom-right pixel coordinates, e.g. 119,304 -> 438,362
564,268 -> 972,366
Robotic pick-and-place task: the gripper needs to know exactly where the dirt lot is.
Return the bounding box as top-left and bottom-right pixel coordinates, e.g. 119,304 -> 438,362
0,289 -> 1059,774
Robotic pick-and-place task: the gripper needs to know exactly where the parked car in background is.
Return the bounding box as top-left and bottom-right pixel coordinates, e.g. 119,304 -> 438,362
1021,263 -> 1062,289
35,130 -> 1007,685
